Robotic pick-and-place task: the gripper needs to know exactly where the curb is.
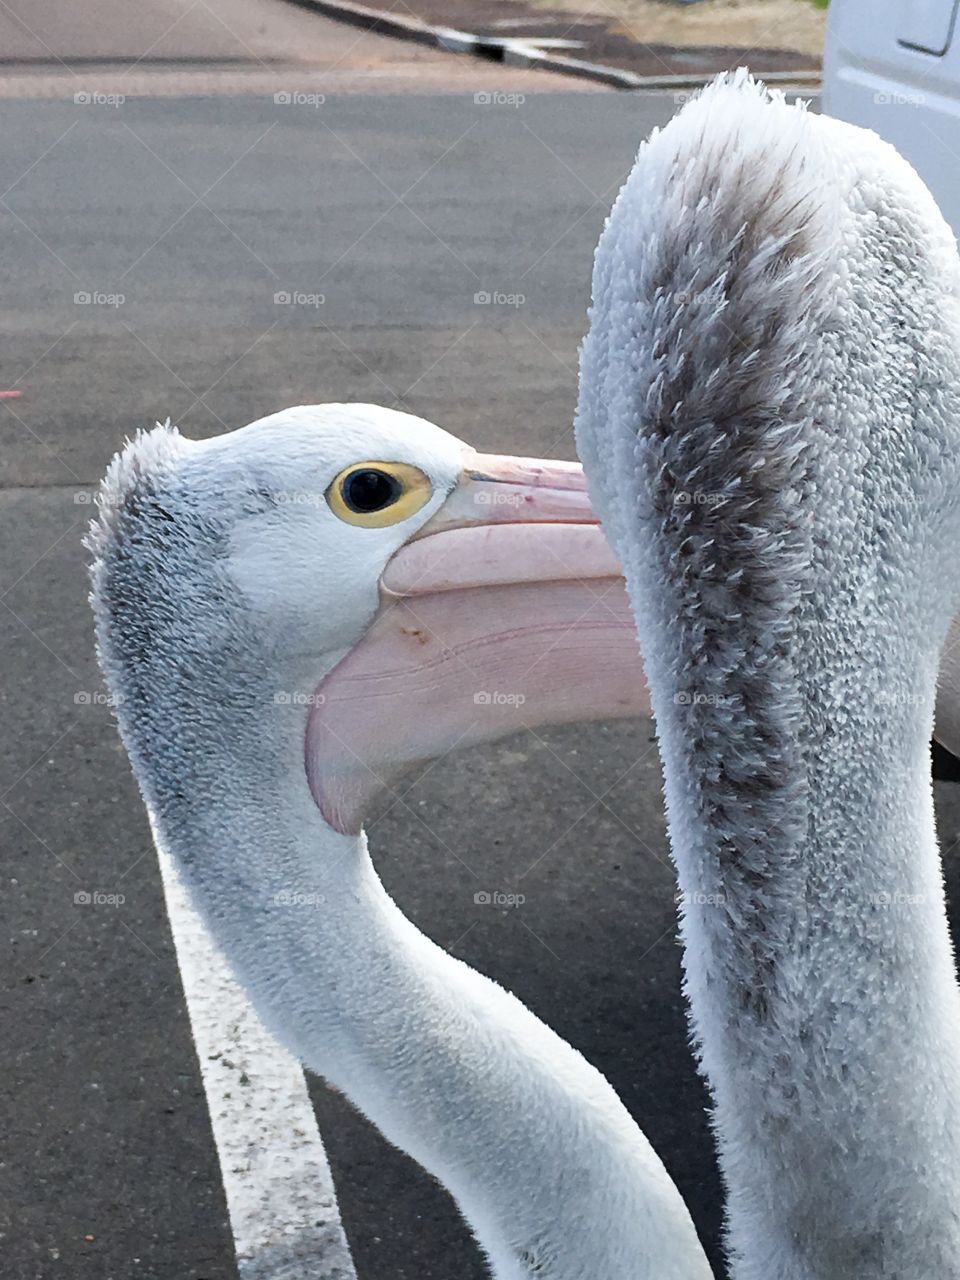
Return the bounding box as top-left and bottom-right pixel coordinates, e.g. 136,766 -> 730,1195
296,0 -> 822,91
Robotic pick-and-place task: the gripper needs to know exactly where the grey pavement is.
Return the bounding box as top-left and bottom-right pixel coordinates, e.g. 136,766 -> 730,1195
2,22 -> 959,1280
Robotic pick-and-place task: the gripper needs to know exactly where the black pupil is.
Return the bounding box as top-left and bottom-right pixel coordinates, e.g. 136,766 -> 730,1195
342,468 -> 401,514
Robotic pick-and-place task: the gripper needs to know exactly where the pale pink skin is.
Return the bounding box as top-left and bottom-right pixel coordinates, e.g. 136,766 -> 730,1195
305,454 -> 651,834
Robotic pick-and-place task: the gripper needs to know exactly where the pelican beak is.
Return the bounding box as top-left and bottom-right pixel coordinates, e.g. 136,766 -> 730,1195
306,451 -> 649,835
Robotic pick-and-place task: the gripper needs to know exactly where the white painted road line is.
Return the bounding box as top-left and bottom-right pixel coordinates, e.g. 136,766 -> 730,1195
155,844 -> 358,1280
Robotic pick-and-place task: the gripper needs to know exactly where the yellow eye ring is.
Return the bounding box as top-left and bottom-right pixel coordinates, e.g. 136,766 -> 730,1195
326,460 -> 432,528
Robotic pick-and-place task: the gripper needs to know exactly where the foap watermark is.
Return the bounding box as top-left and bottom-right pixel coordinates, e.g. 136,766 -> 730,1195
874,90 -> 925,108
474,90 -> 525,107
869,890 -> 925,907
274,889 -> 326,908
74,690 -> 123,708
473,488 -> 525,510
274,290 -> 325,308
675,888 -> 726,908
274,91 -> 326,107
75,290 -> 125,308
673,490 -> 727,508
474,290 -> 525,308
274,690 -> 326,707
674,289 -> 720,308
74,91 -> 125,108
876,689 -> 925,707
275,489 -> 325,508
74,890 -> 126,907
474,690 -> 526,707
474,890 -> 526,907
74,487 -> 127,509
674,691 -> 732,708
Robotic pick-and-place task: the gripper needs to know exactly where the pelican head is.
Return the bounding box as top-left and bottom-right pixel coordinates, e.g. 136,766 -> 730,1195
89,402 -> 646,837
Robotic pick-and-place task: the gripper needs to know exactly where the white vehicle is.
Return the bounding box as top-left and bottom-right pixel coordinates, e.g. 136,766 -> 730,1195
824,1 -> 960,234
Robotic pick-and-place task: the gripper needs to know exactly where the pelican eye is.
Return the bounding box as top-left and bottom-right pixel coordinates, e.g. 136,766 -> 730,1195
326,460 -> 432,528
343,469 -> 400,512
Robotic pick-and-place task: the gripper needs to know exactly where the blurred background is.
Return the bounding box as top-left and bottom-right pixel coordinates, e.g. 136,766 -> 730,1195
2,2 -> 960,1278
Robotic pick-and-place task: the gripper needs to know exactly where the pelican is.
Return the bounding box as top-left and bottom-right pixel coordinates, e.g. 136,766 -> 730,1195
88,404 -> 713,1279
577,72 -> 960,1277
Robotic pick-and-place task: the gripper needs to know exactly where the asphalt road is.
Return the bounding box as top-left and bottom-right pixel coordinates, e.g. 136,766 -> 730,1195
3,50 -> 960,1280
0,0 -> 580,97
